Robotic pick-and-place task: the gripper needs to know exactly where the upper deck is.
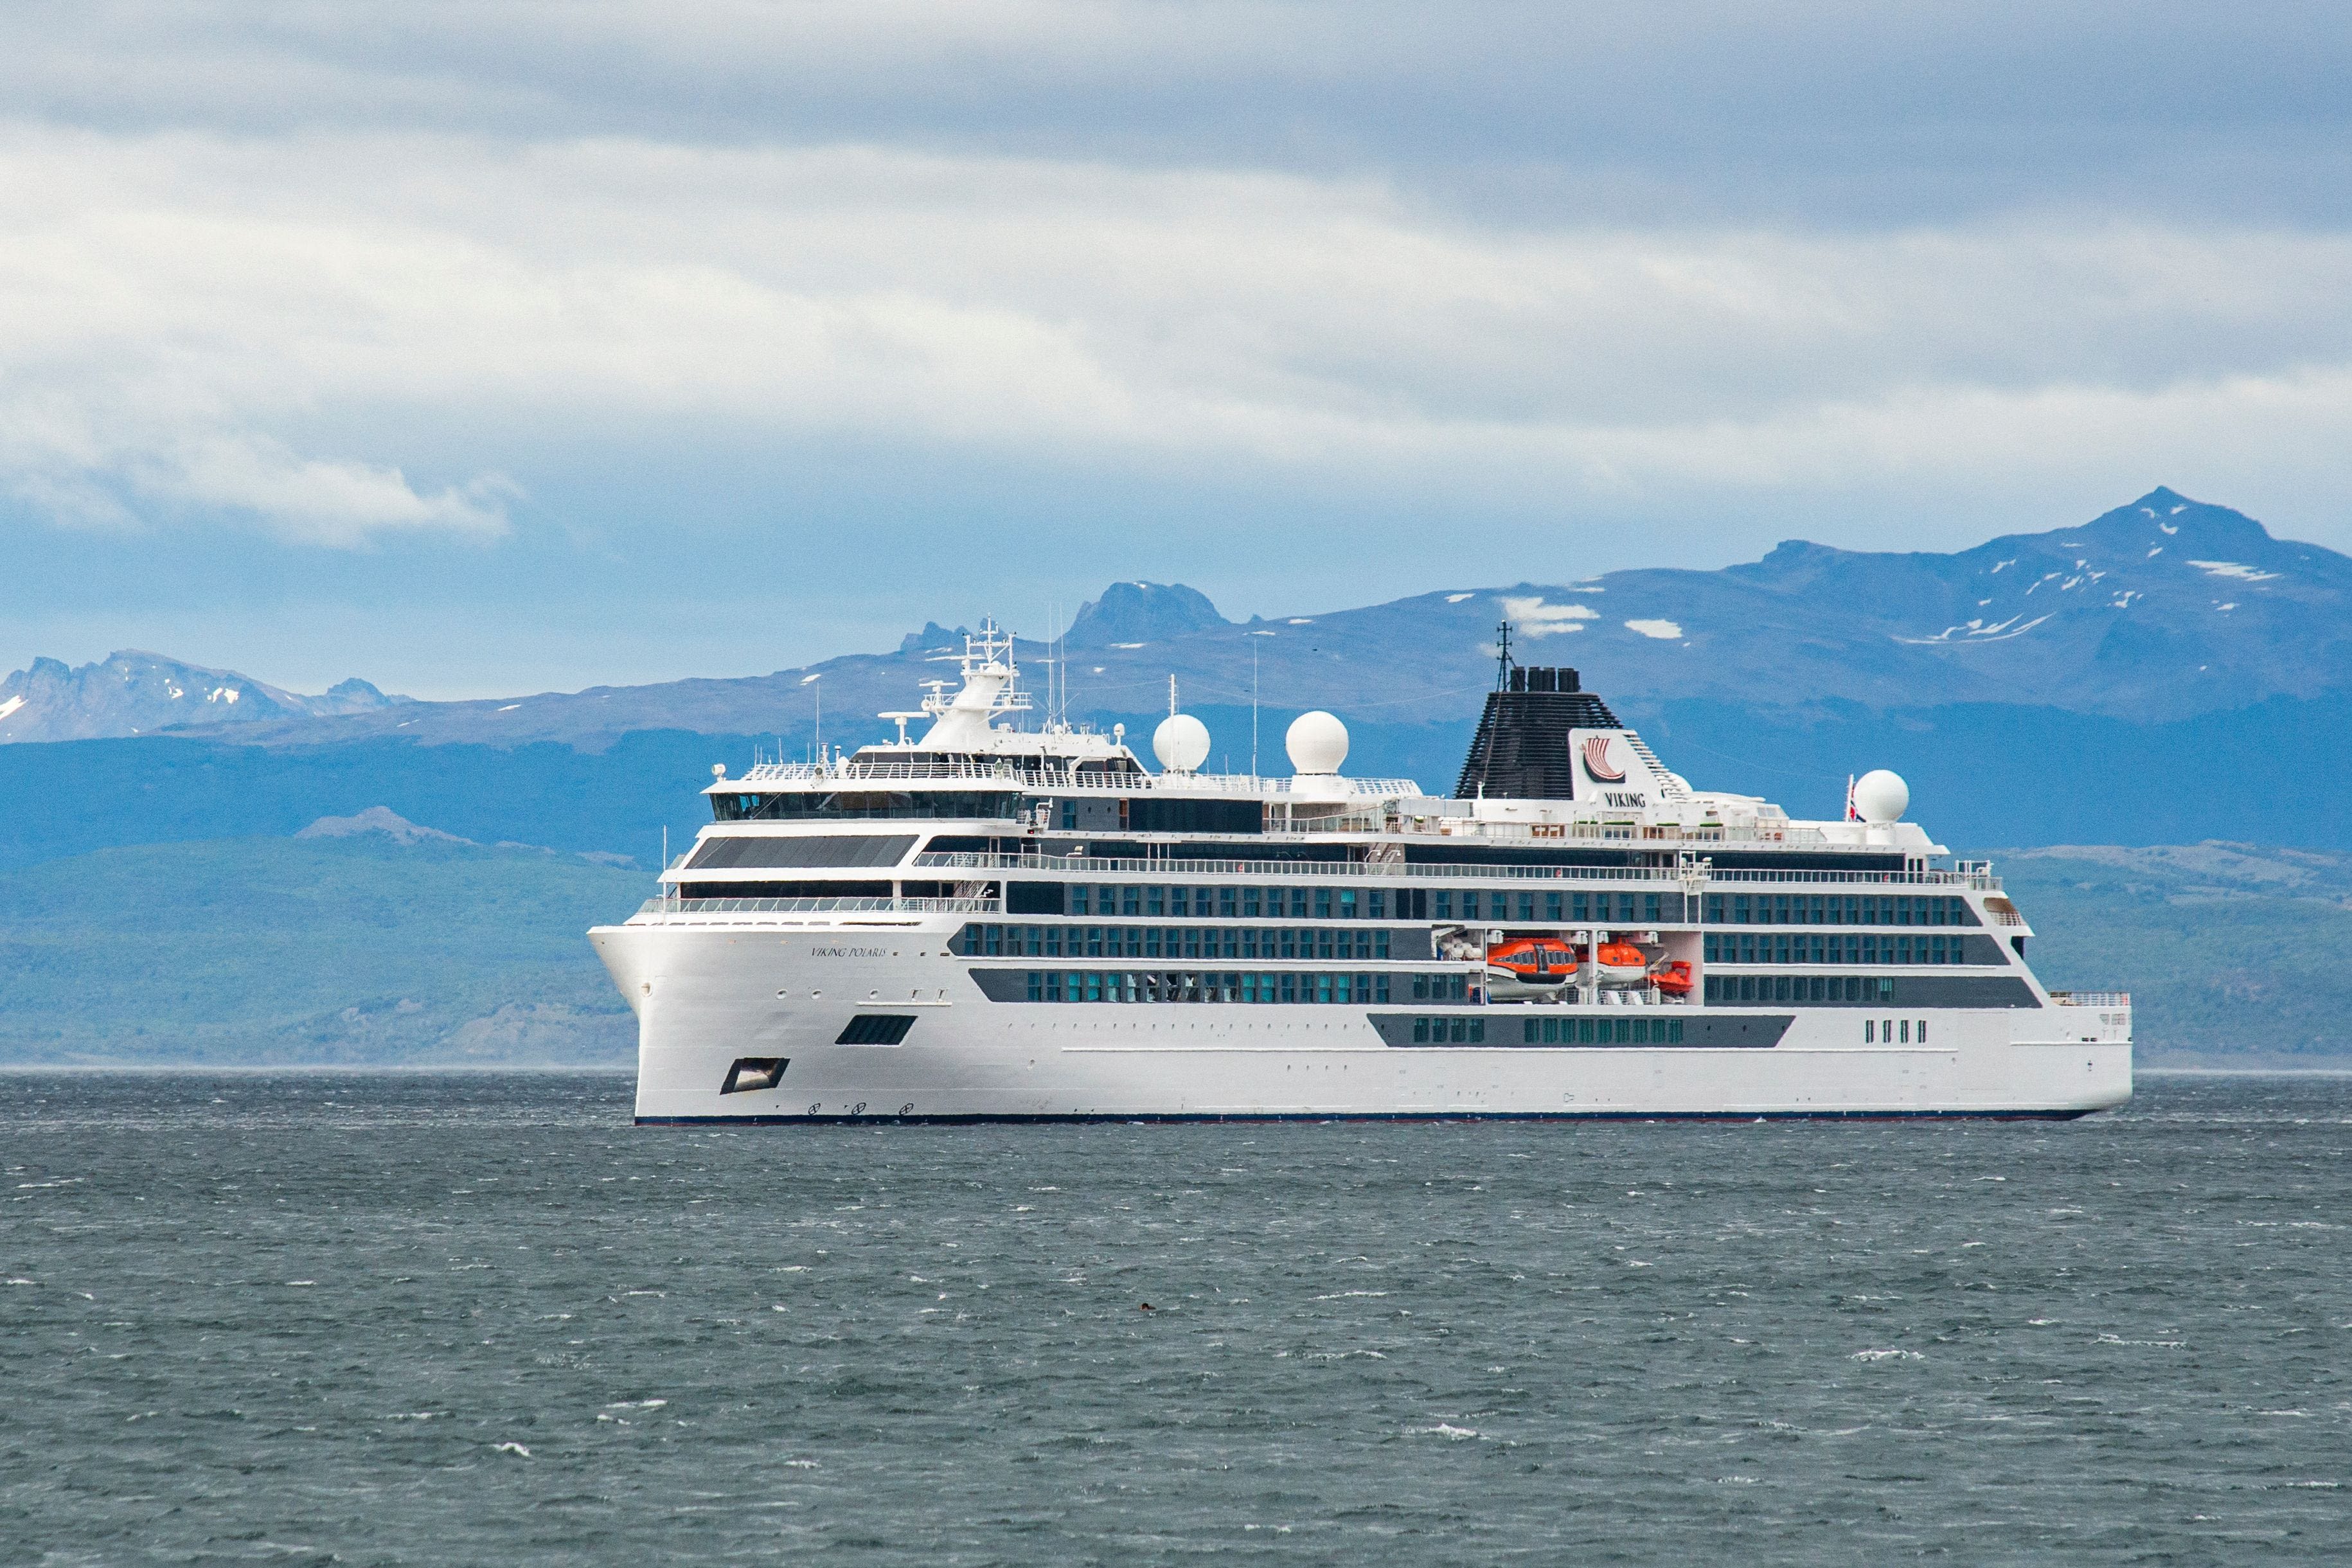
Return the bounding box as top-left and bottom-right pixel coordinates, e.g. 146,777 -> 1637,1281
699,621 -> 1941,863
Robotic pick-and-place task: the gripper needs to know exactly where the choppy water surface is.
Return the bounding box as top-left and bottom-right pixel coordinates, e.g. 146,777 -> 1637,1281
4,1073 -> 2349,1564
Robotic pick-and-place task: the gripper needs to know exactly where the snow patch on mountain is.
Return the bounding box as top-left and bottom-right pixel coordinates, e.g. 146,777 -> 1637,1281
1897,612 -> 2054,645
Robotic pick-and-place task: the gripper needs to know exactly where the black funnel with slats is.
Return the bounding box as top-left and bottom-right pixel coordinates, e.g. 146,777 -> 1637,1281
1452,666 -> 1621,799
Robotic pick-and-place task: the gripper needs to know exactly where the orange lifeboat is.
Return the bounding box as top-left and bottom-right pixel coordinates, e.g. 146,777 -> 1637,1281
1591,941 -> 1649,988
1486,936 -> 1576,998
1650,960 -> 1695,997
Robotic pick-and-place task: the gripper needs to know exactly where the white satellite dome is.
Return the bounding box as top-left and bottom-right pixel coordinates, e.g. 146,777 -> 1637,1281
1152,713 -> 1211,774
1286,711 -> 1350,775
1853,769 -> 1910,824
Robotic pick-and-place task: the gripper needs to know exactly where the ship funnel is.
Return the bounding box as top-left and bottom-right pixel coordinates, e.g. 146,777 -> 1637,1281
1454,667 -> 1619,799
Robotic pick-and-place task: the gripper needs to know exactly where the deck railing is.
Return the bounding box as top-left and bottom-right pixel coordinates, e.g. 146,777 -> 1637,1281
727,757 -> 1416,796
632,895 -> 988,920
911,851 -> 1999,889
2049,991 -> 2130,1008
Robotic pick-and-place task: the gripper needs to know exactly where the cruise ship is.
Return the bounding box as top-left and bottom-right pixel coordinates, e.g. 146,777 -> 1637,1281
590,623 -> 2132,1123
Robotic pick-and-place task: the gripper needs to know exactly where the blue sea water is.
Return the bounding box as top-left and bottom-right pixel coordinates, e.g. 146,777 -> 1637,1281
3,1071 -> 2348,1564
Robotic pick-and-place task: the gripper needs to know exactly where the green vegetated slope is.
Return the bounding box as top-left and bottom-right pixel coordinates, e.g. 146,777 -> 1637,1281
0,835 -> 646,1065
1993,843 -> 2352,1064
4,829 -> 2342,1067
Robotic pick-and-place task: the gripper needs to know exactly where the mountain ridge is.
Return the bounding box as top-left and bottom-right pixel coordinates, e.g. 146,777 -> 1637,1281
4,488 -> 2340,753
0,650 -> 407,744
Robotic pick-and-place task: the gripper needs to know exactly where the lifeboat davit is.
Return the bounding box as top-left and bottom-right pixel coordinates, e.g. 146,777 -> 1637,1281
1650,960 -> 1695,997
1591,941 -> 1650,989
1486,936 -> 1576,999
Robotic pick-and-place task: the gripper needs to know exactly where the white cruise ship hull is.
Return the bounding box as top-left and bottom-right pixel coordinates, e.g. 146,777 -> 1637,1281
589,628 -> 2132,1125
591,919 -> 2132,1123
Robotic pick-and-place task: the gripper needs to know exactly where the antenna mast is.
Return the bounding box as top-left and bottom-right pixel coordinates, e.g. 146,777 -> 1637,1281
1493,616 -> 1515,690
1251,640 -> 1260,779
1047,598 -> 1065,731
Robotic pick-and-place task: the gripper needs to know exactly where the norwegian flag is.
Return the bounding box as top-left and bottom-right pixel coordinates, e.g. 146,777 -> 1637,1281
1581,734 -> 1626,782
1845,774 -> 1860,821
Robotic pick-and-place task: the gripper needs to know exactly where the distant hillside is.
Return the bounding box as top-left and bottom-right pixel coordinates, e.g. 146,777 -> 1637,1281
0,827 -> 2337,1066
1993,842 -> 2352,1065
0,650 -> 405,744
0,729 -> 735,872
0,832 -> 641,1065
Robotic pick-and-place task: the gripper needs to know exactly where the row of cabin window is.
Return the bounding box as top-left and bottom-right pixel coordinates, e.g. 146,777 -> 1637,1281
1429,888 -> 1670,924
1051,884 -> 1972,928
710,790 -> 1024,821
1704,893 -> 1974,927
1067,885 -> 1387,918
1865,1019 -> 1929,1043
1059,885 -> 1679,923
1705,974 -> 1896,1004
1412,1017 -> 1489,1044
1026,972 -> 1392,1004
1515,1015 -> 1687,1046
963,924 -> 1393,961
1704,932 -> 1976,965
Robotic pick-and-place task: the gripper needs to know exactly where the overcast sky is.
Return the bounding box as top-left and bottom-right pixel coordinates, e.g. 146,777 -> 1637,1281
4,1 -> 2349,696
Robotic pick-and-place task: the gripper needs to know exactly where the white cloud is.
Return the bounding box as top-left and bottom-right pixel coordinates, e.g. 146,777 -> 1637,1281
1624,619 -> 1684,639
2,127 -> 2351,547
1501,596 -> 1599,636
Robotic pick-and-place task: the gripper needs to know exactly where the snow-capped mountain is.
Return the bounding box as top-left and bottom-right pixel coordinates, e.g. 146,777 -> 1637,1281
5,488 -> 2337,753
176,486 -> 2338,750
0,652 -> 407,744
1544,486 -> 2351,721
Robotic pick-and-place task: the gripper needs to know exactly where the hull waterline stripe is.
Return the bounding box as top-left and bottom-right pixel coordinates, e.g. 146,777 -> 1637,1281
635,1108 -> 2100,1126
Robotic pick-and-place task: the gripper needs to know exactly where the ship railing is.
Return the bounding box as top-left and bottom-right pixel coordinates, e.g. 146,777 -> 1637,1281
1709,867 -> 2001,889
1209,815 -> 1909,851
913,851 -> 1997,887
2049,991 -> 2130,1008
632,896 -> 990,920
1169,775 -> 1421,799
735,760 -> 1134,788
1425,821 -> 1830,846
727,757 -> 1419,796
